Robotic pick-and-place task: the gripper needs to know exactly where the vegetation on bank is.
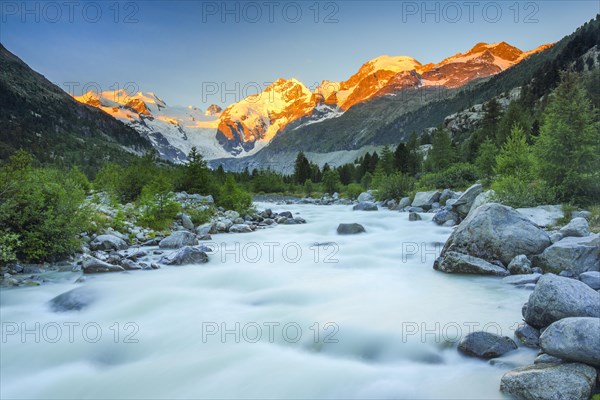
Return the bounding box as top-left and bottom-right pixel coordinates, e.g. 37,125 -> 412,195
0,70 -> 598,264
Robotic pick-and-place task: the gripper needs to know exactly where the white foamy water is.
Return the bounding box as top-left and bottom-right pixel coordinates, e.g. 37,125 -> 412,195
0,203 -> 536,399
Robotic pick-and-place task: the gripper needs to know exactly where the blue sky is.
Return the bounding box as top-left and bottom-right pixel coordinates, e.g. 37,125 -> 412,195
1,1 -> 598,108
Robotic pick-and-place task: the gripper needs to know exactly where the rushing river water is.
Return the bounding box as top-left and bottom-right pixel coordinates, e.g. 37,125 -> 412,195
0,203 -> 537,399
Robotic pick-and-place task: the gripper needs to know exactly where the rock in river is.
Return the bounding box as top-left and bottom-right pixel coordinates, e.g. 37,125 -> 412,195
82,257 -> 125,274
539,317 -> 600,366
458,331 -> 517,359
434,251 -> 508,276
337,223 -> 366,235
159,231 -> 199,249
159,246 -> 209,266
48,287 -> 98,312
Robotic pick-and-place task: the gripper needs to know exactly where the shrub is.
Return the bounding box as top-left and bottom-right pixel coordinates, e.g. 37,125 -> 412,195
374,173 -> 414,200
416,163 -> 479,190
345,183 -> 364,200
218,176 -> 253,214
137,173 -> 181,231
491,176 -> 555,208
0,231 -> 20,264
322,170 -> 340,194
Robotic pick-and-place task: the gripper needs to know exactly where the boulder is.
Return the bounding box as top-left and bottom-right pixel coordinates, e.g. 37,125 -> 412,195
353,201 -> 378,211
532,234 -> 600,275
559,217 -> 590,238
337,223 -> 366,235
514,322 -> 540,348
196,223 -> 217,236
458,331 -> 517,359
433,251 -> 508,276
523,274 -> 600,328
503,273 -> 542,286
229,224 -> 252,233
467,189 -> 496,215
159,246 -> 209,266
179,213 -> 194,230
159,231 -> 199,249
48,287 -> 97,312
278,211 -> 293,219
82,257 -> 125,274
398,197 -> 411,209
508,255 -> 532,275
357,192 -> 374,202
89,235 -> 128,251
439,189 -> 457,205
439,203 -> 551,267
411,191 -> 441,211
534,354 -> 564,364
539,317 -> 600,366
579,271 -> 600,290
120,259 -> 142,270
451,183 -> 482,217
572,210 -> 592,220
516,205 -> 564,228
432,209 -> 458,225
500,363 -> 597,400
408,212 -> 422,221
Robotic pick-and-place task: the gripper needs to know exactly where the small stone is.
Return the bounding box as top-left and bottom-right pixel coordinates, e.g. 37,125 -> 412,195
337,223 -> 366,235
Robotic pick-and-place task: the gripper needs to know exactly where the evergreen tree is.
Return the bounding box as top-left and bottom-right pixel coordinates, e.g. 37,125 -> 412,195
322,170 -> 340,194
378,145 -> 395,175
495,125 -> 533,178
534,71 -> 600,204
293,152 -> 311,184
426,129 -> 456,172
475,139 -> 497,181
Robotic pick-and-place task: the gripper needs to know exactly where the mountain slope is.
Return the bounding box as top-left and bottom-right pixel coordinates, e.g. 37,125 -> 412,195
0,43 -> 152,174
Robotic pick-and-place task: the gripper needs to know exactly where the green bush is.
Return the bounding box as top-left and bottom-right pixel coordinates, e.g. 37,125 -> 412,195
218,176 -> 253,214
0,153 -> 89,262
184,206 -> 214,225
345,183 -> 364,200
491,176 -> 555,208
416,163 -> 480,190
374,173 -> 415,200
137,173 -> 181,231
0,231 -> 20,264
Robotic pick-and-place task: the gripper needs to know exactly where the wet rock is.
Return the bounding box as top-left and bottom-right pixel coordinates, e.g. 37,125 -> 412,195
398,197 -> 411,209
278,211 -> 293,219
408,212 -> 422,221
439,203 -> 551,267
503,273 -> 542,285
120,259 -> 142,270
48,287 -> 98,312
532,234 -> 600,275
159,246 -> 209,266
353,201 -> 378,211
500,363 -> 597,400
514,322 -> 540,348
539,317 -> 600,366
337,223 -> 366,235
508,255 -> 532,275
411,191 -> 441,211
523,274 -> 600,328
434,251 -> 508,276
159,231 -> 198,249
229,224 -> 252,233
432,209 -> 458,225
458,331 -> 517,359
82,257 -> 124,274
89,235 -> 128,251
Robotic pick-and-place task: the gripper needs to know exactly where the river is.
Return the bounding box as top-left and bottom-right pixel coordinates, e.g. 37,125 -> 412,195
0,202 -> 536,399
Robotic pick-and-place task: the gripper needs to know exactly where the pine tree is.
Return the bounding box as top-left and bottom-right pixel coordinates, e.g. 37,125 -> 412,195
475,139 -> 498,180
495,124 -> 533,178
427,128 -> 456,172
294,152 -> 311,184
534,71 -> 600,204
378,145 -> 395,175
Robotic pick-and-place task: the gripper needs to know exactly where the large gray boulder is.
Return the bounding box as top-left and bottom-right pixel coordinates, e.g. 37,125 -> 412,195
514,322 -> 540,348
411,191 -> 441,211
516,205 -> 564,228
433,251 -> 508,276
48,287 -> 98,312
523,274 -> 600,328
337,223 -> 365,235
532,234 -> 600,275
82,257 -> 125,274
467,189 -> 495,216
451,183 -> 482,217
559,217 -> 590,238
439,203 -> 551,267
357,191 -> 374,202
432,208 -> 458,225
159,231 -> 199,249
539,317 -> 600,366
178,213 -> 194,230
500,363 -> 597,400
353,201 -> 378,211
458,331 -> 517,359
89,235 -> 128,251
579,271 -> 600,290
159,246 -> 209,266
507,255 -> 532,275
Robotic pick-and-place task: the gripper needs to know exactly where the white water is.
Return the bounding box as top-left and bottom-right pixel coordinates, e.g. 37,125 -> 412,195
0,203 -> 536,399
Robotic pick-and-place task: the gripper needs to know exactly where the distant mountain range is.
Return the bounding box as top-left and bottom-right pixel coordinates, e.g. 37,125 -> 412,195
72,41 -> 550,162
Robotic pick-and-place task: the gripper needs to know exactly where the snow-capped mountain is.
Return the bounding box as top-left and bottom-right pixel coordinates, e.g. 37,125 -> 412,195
74,90 -> 230,162
73,41 -> 552,162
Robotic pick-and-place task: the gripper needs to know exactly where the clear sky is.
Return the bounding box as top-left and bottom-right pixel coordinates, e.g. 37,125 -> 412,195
1,1 -> 598,109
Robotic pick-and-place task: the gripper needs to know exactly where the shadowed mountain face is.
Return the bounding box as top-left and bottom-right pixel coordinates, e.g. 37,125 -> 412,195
0,43 -> 152,173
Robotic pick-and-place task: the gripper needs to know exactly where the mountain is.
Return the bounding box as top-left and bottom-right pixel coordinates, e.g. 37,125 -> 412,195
70,41 -> 550,163
0,43 -> 153,174
74,90 -> 230,162
213,16 -> 600,171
